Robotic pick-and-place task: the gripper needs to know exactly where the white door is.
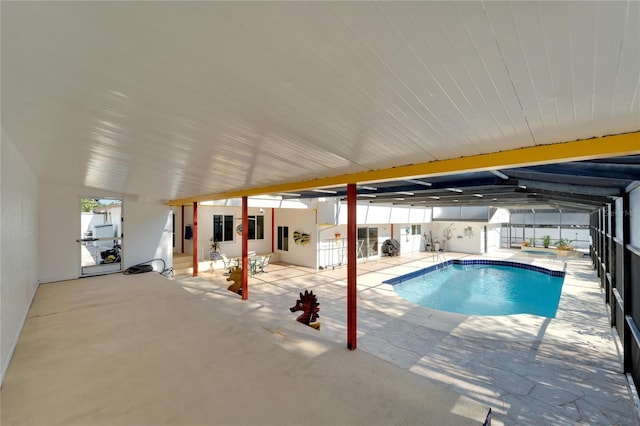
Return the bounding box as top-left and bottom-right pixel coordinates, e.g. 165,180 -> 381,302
77,197 -> 123,276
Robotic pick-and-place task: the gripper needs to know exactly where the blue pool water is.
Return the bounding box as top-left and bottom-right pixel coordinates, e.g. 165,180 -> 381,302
386,261 -> 564,318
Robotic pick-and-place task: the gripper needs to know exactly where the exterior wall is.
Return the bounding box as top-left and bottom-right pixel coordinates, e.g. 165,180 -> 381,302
396,225 -> 422,254
39,182 -> 78,283
81,212 -> 105,236
38,182 -> 172,283
276,208 -> 317,268
194,205 -> 273,261
124,203 -> 173,269
1,131 -> 39,384
426,222 -> 484,254
181,204 -> 194,256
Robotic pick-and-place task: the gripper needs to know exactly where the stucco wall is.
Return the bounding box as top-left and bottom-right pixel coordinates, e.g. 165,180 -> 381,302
193,205 -> 274,260
1,131 -> 39,384
276,208 -> 317,268
38,183 -> 172,283
426,222 -> 484,254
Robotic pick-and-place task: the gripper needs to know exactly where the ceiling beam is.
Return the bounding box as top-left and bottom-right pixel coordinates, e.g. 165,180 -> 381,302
517,179 -> 623,197
522,158 -> 640,180
503,169 -> 634,188
168,131 -> 640,205
527,189 -> 614,205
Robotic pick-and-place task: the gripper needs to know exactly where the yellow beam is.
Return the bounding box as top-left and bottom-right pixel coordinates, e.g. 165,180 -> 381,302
168,131 -> 640,205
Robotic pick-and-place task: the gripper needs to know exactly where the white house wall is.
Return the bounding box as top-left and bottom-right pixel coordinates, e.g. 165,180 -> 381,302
1,130 -> 39,385
276,208 -> 317,268
38,182 -> 172,283
316,198 -> 340,225
124,203 -> 173,270
193,205 -> 273,261
396,225 -> 422,254
426,222 -> 484,254
182,204 -> 194,256
81,212 -> 106,237
39,183 -> 79,283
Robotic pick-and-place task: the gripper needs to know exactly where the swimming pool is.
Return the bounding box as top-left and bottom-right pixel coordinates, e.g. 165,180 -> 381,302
384,260 -> 565,318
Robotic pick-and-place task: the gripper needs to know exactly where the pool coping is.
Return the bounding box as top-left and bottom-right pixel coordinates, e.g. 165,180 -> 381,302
382,258 -> 566,286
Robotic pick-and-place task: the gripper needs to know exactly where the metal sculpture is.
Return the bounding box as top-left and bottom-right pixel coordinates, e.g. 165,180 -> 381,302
293,230 -> 311,245
290,290 -> 320,330
226,266 -> 243,295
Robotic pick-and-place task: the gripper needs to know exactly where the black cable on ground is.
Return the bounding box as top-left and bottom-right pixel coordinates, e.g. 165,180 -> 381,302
123,258 -> 173,277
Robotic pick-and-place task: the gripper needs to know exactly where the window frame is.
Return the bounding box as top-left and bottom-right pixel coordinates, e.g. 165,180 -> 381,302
213,214 -> 235,242
247,215 -> 265,240
277,226 -> 289,251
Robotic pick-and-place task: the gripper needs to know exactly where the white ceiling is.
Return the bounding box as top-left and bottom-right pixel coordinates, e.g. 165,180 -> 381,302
2,1 -> 639,204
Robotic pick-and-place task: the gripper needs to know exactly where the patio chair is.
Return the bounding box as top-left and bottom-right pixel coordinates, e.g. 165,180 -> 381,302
220,254 -> 238,275
255,254 -> 271,274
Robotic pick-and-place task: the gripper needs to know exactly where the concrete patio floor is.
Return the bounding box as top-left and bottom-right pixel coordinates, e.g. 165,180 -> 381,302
2,249 -> 637,425
192,249 -> 638,425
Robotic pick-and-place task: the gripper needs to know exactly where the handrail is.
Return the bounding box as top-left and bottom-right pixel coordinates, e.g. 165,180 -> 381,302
433,251 -> 448,267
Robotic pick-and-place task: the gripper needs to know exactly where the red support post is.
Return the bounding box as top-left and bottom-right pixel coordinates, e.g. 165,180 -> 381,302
192,202 -> 198,277
347,183 -> 357,350
241,196 -> 249,300
271,208 -> 275,254
181,205 -> 185,253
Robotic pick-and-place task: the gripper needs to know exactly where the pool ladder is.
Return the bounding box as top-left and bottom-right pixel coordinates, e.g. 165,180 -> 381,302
433,251 -> 448,269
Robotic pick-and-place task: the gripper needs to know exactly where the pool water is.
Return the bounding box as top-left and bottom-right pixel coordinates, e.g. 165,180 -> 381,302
390,263 -> 564,317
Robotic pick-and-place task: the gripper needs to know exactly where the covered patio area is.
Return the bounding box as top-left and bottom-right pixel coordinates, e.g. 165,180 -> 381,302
2,251 -> 635,425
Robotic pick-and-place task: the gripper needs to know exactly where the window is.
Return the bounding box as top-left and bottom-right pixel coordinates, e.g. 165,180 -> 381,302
411,224 -> 421,235
357,227 -> 378,258
248,215 -> 264,240
213,215 -> 234,242
277,226 -> 289,251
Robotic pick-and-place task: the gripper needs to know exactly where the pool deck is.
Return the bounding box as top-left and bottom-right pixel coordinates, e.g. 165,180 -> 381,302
195,249 -> 638,425
2,249 -> 637,425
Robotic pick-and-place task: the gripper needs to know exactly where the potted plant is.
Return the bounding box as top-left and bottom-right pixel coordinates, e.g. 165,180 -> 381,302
542,235 -> 551,249
209,237 -> 221,260
555,238 -> 575,251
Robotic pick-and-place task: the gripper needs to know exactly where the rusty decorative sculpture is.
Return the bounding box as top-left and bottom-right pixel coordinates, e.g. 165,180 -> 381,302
226,266 -> 243,295
290,290 -> 321,330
